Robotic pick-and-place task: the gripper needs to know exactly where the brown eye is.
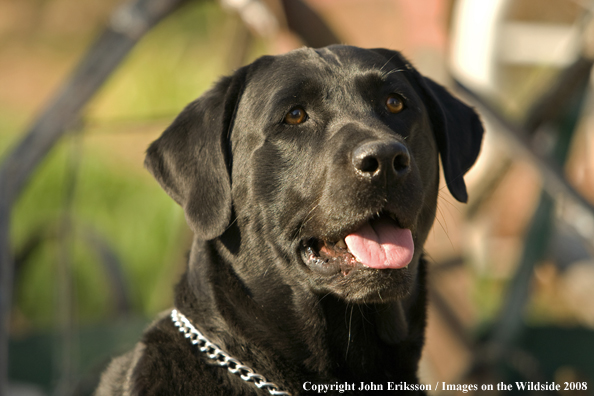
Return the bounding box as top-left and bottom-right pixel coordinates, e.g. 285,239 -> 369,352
386,94 -> 404,113
284,107 -> 307,125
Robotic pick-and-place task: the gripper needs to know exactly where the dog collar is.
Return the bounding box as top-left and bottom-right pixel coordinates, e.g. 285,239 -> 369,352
171,309 -> 291,396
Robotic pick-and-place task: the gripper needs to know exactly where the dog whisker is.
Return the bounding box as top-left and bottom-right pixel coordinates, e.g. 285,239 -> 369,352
318,292 -> 333,304
439,193 -> 464,216
381,67 -> 406,78
435,201 -> 449,235
224,215 -> 239,232
433,200 -> 455,250
378,53 -> 399,73
358,304 -> 373,325
345,304 -> 354,359
296,199 -> 322,240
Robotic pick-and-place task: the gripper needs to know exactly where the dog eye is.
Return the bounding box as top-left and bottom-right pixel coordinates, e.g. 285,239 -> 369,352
284,107 -> 307,125
386,94 -> 404,113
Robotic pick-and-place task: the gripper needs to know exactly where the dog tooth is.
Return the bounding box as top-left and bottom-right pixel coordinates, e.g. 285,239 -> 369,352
336,239 -> 347,249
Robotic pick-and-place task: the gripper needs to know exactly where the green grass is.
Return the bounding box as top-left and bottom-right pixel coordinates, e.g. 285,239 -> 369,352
89,2 -> 235,122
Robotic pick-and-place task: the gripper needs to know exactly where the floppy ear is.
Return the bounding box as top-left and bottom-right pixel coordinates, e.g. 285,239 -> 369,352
370,48 -> 484,203
145,68 -> 247,240
412,76 -> 484,203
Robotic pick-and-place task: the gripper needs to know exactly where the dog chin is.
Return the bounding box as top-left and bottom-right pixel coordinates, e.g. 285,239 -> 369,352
310,262 -> 417,303
295,211 -> 419,302
298,246 -> 417,303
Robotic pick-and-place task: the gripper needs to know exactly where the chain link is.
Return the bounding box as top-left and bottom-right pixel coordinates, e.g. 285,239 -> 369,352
171,309 -> 292,396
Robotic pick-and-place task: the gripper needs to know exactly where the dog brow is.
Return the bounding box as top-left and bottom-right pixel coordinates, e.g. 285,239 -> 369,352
314,47 -> 344,67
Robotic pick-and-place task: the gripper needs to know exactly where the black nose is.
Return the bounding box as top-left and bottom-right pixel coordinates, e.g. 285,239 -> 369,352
352,140 -> 410,179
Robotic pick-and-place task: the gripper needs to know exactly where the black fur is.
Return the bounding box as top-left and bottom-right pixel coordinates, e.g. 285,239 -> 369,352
96,45 -> 483,395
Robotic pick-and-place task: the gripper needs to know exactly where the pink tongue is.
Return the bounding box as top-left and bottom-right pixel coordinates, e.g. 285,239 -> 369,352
344,218 -> 414,269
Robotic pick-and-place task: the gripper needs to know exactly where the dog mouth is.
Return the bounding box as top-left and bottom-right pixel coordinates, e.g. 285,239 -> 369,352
299,214 -> 414,276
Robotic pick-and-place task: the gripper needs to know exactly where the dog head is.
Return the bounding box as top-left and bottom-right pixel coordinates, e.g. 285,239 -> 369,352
145,46 -> 483,303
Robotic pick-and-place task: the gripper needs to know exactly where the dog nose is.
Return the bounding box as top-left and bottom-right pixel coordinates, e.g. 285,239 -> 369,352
352,140 -> 410,179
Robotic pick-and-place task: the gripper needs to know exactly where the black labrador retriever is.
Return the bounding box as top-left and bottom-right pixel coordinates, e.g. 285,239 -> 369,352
96,45 -> 483,395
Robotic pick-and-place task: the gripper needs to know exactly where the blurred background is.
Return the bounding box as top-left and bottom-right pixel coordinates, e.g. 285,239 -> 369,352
1,0 -> 593,394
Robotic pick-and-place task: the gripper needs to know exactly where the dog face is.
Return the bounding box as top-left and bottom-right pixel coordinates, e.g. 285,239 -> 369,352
145,45 -> 483,304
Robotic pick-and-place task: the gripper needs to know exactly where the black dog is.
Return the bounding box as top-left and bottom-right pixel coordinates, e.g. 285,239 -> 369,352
96,45 -> 483,395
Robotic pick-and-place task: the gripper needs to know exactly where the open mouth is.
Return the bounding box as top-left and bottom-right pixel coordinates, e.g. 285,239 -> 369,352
300,214 -> 414,276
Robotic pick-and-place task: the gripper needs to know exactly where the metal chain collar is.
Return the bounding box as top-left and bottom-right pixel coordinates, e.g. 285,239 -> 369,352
171,309 -> 292,396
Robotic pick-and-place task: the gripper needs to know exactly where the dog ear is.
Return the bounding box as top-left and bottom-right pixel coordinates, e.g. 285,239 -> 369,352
145,69 -> 247,240
413,76 -> 484,203
370,48 -> 483,203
